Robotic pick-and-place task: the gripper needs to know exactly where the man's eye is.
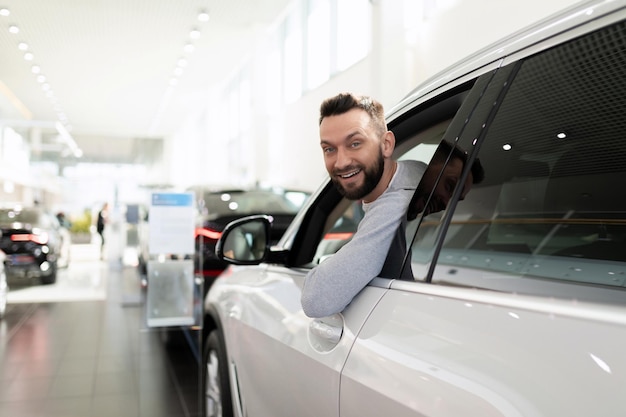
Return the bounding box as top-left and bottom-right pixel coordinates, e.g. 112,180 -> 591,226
323,147 -> 335,154
350,141 -> 361,148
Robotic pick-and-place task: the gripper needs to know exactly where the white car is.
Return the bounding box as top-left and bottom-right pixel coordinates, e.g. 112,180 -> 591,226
202,1 -> 626,416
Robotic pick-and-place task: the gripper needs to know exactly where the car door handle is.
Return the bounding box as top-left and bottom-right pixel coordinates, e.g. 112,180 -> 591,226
309,319 -> 343,344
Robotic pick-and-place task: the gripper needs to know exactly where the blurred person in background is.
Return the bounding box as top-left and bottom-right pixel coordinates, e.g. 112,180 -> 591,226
97,202 -> 108,259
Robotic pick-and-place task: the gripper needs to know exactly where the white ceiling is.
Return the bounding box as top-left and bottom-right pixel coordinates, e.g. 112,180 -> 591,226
0,0 -> 291,164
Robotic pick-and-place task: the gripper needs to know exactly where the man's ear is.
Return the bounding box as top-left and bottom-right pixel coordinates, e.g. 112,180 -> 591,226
382,131 -> 395,157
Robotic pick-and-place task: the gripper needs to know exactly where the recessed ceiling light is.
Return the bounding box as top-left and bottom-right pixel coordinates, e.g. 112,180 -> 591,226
31,65 -> 41,74
24,52 -> 34,61
556,132 -> 567,139
18,42 -> 28,50
37,75 -> 46,83
502,143 -> 512,151
184,43 -> 195,53
189,28 -> 201,39
0,8 -> 10,17
8,24 -> 19,34
177,58 -> 188,67
198,11 -> 210,22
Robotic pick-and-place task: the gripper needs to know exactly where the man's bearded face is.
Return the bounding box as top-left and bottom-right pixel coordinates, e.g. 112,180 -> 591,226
332,148 -> 384,200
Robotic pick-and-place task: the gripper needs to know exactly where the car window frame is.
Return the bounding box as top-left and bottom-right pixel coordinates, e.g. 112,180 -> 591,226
281,82 -> 484,270
403,15 -> 626,306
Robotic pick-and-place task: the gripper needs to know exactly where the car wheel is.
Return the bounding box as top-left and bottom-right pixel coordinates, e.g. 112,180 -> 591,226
41,264 -> 57,285
203,330 -> 233,417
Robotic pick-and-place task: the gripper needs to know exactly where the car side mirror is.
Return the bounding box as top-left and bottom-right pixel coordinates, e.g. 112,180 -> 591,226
216,215 -> 272,265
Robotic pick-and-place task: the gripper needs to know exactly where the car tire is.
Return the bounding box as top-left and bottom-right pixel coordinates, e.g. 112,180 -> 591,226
41,264 -> 57,285
203,329 -> 233,417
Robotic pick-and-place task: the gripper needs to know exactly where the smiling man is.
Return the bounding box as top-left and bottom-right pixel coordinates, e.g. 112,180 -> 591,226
301,93 -> 427,318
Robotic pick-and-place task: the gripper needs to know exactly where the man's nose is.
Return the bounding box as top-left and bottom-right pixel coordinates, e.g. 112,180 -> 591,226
334,147 -> 351,169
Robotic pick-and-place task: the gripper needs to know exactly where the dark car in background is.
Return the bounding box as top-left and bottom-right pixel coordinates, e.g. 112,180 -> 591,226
136,187 -> 310,295
0,206 -> 71,285
193,187 -> 310,293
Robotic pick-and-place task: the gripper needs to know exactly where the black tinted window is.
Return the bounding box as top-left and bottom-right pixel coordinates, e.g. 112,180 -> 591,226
200,190 -> 308,218
412,20 -> 626,302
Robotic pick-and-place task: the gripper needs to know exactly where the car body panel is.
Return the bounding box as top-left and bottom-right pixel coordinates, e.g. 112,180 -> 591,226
208,265 -> 391,417
341,283 -> 626,417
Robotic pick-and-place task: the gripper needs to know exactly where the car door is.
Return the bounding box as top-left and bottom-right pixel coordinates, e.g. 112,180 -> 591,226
339,11 -> 626,417
210,82 -> 482,417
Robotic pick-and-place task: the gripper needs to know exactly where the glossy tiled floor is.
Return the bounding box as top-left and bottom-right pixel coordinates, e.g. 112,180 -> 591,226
0,244 -> 202,417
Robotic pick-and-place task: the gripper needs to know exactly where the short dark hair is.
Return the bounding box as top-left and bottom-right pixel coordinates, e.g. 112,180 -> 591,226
433,140 -> 484,184
319,93 -> 386,135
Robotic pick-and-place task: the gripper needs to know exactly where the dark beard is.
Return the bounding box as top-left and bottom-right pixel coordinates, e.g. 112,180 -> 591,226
332,151 -> 384,200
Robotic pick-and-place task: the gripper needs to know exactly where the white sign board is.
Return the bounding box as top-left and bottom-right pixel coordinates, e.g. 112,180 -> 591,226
148,192 -> 195,255
146,260 -> 195,327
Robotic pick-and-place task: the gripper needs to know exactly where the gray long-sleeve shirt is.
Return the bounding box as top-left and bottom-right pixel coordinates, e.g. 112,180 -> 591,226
301,160 -> 427,318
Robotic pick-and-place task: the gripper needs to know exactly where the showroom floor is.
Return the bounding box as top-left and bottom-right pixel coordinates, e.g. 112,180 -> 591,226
0,243 -> 202,417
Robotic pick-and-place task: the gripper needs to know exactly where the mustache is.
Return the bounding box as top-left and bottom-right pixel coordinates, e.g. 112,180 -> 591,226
332,165 -> 361,176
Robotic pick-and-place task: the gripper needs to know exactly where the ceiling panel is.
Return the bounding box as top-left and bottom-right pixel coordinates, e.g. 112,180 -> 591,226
0,0 -> 291,164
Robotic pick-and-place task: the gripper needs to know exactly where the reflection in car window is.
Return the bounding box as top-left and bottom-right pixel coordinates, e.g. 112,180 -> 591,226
411,20 -> 626,301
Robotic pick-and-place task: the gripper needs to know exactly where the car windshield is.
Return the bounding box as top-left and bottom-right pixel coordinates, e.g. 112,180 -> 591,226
0,208 -> 41,226
200,190 -> 309,218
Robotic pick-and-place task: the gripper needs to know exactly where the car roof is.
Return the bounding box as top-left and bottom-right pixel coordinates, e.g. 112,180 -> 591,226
387,0 -> 626,123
